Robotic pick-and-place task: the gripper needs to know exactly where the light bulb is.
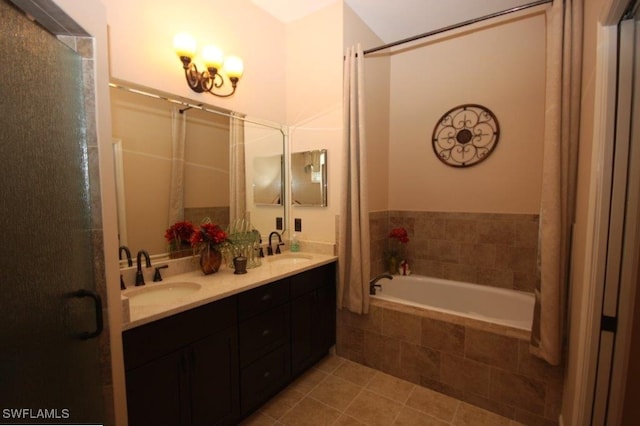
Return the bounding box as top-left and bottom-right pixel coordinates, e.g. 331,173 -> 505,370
223,56 -> 244,80
201,45 -> 224,70
173,33 -> 196,59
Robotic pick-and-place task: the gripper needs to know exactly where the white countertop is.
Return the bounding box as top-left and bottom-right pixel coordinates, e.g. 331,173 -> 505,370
121,252 -> 337,331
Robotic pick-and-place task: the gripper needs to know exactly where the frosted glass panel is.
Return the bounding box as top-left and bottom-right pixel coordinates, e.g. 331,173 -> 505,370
0,0 -> 103,421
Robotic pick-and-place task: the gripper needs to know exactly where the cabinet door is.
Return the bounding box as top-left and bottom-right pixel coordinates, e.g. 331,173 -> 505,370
190,327 -> 239,426
126,350 -> 188,426
291,290 -> 316,376
319,276 -> 337,351
291,282 -> 336,377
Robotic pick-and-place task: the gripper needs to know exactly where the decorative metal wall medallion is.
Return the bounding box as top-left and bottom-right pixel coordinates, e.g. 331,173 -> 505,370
432,104 -> 500,167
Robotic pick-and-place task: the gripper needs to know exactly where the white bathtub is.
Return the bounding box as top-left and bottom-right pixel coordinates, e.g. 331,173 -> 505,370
370,275 -> 534,331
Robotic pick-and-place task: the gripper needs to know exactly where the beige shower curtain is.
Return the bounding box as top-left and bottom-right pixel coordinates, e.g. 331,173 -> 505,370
229,112 -> 246,223
532,0 -> 582,365
338,44 -> 371,314
168,107 -> 187,225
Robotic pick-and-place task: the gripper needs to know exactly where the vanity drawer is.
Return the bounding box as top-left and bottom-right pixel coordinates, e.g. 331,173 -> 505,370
240,345 -> 291,414
238,278 -> 289,320
291,262 -> 335,298
239,303 -> 290,366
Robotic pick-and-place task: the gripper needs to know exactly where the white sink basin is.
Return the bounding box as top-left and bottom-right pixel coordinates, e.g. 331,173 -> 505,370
124,282 -> 201,307
267,253 -> 313,265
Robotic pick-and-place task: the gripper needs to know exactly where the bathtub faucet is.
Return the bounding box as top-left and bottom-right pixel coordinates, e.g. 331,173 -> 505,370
369,273 -> 393,295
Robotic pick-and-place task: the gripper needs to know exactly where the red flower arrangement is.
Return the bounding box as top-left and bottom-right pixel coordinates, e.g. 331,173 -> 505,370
164,221 -> 196,245
388,227 -> 409,244
385,227 -> 409,274
190,222 -> 230,249
189,222 -> 230,275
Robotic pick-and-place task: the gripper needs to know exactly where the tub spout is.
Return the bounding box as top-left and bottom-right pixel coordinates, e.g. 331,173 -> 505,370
369,273 -> 393,295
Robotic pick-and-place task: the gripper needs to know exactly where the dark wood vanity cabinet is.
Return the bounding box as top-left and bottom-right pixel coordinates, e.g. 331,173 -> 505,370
123,262 -> 336,425
291,263 -> 336,377
123,297 -> 239,426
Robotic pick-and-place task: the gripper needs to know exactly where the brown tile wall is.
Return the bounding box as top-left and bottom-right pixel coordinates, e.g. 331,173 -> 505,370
370,210 -> 540,292
336,302 -> 563,426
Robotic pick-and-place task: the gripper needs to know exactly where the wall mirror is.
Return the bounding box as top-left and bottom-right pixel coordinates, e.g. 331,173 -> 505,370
110,81 -> 286,264
291,149 -> 327,207
253,155 -> 283,205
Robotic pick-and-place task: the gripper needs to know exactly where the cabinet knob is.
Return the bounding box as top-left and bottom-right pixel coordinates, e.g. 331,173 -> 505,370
263,371 -> 271,379
261,293 -> 272,302
261,329 -> 271,337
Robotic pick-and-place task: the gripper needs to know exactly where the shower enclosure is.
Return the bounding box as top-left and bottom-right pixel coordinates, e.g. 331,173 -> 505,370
0,0 -> 106,421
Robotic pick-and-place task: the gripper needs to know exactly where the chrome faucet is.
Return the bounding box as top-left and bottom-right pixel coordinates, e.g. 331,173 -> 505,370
119,245 -> 132,267
369,273 -> 393,295
267,231 -> 284,255
135,249 -> 151,286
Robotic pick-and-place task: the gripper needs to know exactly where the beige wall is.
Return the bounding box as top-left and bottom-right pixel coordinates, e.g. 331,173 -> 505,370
103,0 -> 287,123
388,12 -> 546,214
285,2 -> 343,243
343,4 -> 391,213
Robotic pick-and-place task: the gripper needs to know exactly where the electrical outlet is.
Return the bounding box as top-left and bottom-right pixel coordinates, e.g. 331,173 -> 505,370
276,217 -> 283,230
294,218 -> 302,232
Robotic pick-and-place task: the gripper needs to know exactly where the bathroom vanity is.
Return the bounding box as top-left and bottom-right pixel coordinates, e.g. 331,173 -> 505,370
121,255 -> 336,425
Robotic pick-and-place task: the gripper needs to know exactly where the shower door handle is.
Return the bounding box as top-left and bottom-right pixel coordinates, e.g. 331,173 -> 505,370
72,289 -> 104,340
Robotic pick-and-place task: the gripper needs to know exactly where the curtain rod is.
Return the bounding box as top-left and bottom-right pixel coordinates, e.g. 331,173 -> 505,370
363,0 -> 553,56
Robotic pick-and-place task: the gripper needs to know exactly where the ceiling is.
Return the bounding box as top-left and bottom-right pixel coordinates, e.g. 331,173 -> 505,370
251,0 -> 539,44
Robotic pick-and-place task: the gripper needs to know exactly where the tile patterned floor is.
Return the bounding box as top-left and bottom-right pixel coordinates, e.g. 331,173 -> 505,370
241,354 -> 525,426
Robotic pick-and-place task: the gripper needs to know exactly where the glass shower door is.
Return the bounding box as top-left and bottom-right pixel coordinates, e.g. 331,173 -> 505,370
0,0 -> 105,422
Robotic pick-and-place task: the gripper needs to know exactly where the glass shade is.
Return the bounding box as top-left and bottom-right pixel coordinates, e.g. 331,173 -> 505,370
201,45 -> 224,70
173,33 -> 196,58
223,56 -> 244,79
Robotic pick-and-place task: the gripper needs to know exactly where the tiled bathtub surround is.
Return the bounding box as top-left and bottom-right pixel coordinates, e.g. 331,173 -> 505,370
370,211 -> 540,292
336,300 -> 563,426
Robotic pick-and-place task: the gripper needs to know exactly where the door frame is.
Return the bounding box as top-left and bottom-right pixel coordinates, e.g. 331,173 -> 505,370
570,0 -> 639,424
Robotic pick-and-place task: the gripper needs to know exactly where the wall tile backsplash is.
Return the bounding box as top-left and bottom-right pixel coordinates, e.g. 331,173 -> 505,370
370,211 -> 540,292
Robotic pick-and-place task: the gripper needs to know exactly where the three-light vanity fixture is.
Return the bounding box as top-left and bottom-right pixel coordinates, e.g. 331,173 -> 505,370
173,33 -> 244,98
